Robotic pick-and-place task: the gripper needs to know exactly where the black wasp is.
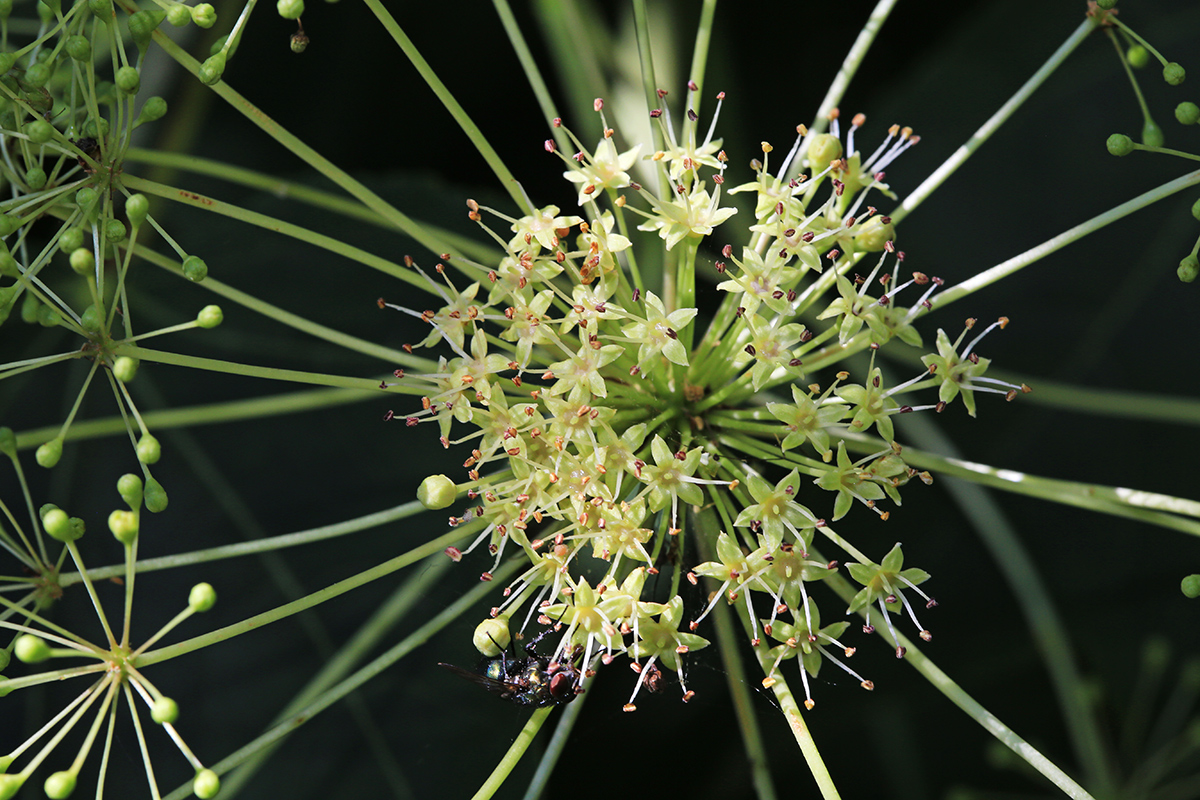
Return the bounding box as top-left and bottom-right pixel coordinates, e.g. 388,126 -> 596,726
438,628 -> 583,708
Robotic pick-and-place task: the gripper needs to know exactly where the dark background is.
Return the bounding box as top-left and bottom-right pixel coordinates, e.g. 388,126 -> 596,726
3,0 -> 1199,798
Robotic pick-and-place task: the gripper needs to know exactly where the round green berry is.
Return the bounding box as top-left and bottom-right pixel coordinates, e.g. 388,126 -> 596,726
1127,45 -> 1149,69
80,304 -> 103,332
113,355 -> 139,382
1183,574 -> 1200,599
105,218 -> 127,243
69,247 -> 94,275
198,52 -> 226,85
21,292 -> 41,324
43,772 -> 75,800
108,509 -> 138,543
118,472 -> 144,508
83,117 -> 110,139
417,474 -> 457,509
59,227 -> 84,252
136,432 -> 161,464
190,3 -> 216,27
76,186 -> 98,212
14,633 -> 50,663
1176,102 -> 1200,126
87,0 -> 112,20
1164,62 -> 1186,86
115,65 -> 140,95
1178,254 -> 1199,283
807,133 -> 843,174
25,119 -> 53,144
193,770 -> 220,800
152,696 -> 179,724
277,0 -> 304,19
126,194 -> 150,228
1106,133 -> 1135,156
22,61 -> 50,89
36,302 -> 59,327
35,437 -> 62,468
135,96 -> 167,125
42,507 -> 74,541
65,34 -> 91,61
0,214 -> 18,236
196,304 -> 223,328
1142,119 -> 1164,147
166,4 -> 190,25
24,166 -> 46,190
144,477 -> 168,512
189,582 -> 217,612
128,9 -> 165,48
182,255 -> 208,282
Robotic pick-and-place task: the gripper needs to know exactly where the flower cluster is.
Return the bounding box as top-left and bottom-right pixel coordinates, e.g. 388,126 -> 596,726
388,94 -> 1027,710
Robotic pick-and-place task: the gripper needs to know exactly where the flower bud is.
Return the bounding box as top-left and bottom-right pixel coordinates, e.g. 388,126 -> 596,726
113,356 -> 139,382
193,770 -> 220,800
15,634 -> 50,663
105,219 -> 127,244
87,0 -> 112,20
43,772 -> 75,800
277,0 -> 304,19
1176,102 -> 1199,126
69,247 -> 94,275
166,3 -> 190,26
1106,133 -> 1134,156
1192,198 -> 1200,222
42,507 -> 77,541
182,255 -> 208,281
135,96 -> 167,127
151,696 -> 178,723
136,433 -> 161,464
198,52 -> 226,85
80,303 -> 103,332
190,2 -> 216,27
1163,62 -> 1186,86
196,305 -> 223,328
22,62 -> 50,89
1178,254 -> 1199,284
189,582 -> 217,612
145,477 -> 168,512
24,167 -> 46,190
473,617 -> 510,656
417,474 -> 456,509
853,216 -> 894,253
291,32 -> 310,53
66,34 -> 91,61
807,133 -> 843,174
108,509 -> 138,543
76,186 -> 98,214
115,65 -> 140,95
1141,119 -> 1163,148
36,437 -> 62,468
0,214 -> 18,236
1127,45 -> 1148,69
128,10 -> 165,52
24,119 -> 52,143
126,194 -> 150,228
59,227 -> 84,252
1183,574 -> 1200,599
118,473 -> 144,508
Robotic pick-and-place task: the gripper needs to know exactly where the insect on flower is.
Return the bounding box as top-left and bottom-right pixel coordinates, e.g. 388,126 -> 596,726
438,628 -> 584,708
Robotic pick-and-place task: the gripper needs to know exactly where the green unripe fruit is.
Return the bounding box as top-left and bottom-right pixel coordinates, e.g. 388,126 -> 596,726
152,696 -> 178,724
83,117 -> 109,139
105,219 -> 127,243
76,186 -> 98,213
417,474 -> 457,509
0,427 -> 16,457
22,61 -> 50,89
1179,254 -> 1199,283
1176,102 -> 1199,126
1192,197 -> 1200,222
109,510 -> 138,543
1142,119 -> 1164,147
198,52 -> 225,85
14,633 -> 50,663
128,10 -> 165,50
36,303 -> 59,327
189,582 -> 217,612
136,432 -> 161,463
69,247 -> 94,275
24,166 -> 45,190
1164,62 -> 1186,86
135,96 -> 167,125
59,227 -> 84,252
1106,133 -> 1135,156
115,65 -> 140,95
807,133 -> 843,174
42,507 -> 74,541
196,305 -> 223,328
277,0 -> 304,19
1183,574 -> 1200,598
25,119 -> 53,144
0,249 -> 16,277
0,214 -> 18,236
80,304 -> 103,332
117,472 -> 143,508
193,770 -> 220,800
190,3 -> 216,27
852,215 -> 894,252
35,437 -> 62,468
113,355 -> 139,382
126,194 -> 150,227
43,772 -> 75,800
473,617 -> 510,656
166,4 -> 190,26
290,32 -> 310,54
182,255 -> 207,281
21,292 -> 41,324
144,477 -> 168,512
1127,45 -> 1148,68
87,0 -> 112,20
66,35 -> 91,61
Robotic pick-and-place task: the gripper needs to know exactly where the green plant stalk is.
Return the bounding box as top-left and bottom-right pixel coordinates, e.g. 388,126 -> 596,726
530,0 -> 609,129
892,16 -> 1098,225
472,707 -> 553,800
493,0 -> 568,155
520,672 -> 590,800
117,346 -> 394,393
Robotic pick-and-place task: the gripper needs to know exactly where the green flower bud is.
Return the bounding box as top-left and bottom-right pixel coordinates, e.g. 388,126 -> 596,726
113,355 -> 139,382
277,0 -> 304,19
128,9 -> 165,51
83,117 -> 110,139
473,617 -> 510,656
42,507 -> 70,540
1192,197 -> 1200,222
105,218 -> 127,243
69,247 -> 94,275
25,119 -> 53,144
0,649 -> 8,670
1176,102 -> 1199,126
1164,62 -> 1186,86
115,65 -> 140,95
126,194 -> 150,228
14,633 -> 50,663
108,509 -> 139,543
0,53 -> 13,73
852,215 -> 894,252
189,582 -> 217,612
36,303 -> 59,327
198,52 -> 226,85
1127,45 -> 1148,68
35,437 -> 62,468
151,696 -> 178,724
136,433 -> 161,464
291,32 -> 310,54
1106,133 -> 1135,156
0,249 -> 16,277
0,214 -> 18,237
1178,254 -> 1199,283
166,4 -> 190,26
135,96 -> 167,126
118,473 -> 144,508
1142,119 -> 1164,147
807,133 -> 843,174
21,292 -> 41,324
59,227 -> 84,252
24,166 -> 45,190
182,255 -> 208,281
144,477 -> 168,512
80,303 -> 103,332
43,772 -> 75,800
196,304 -> 223,328
22,61 -> 50,89
190,3 -> 216,28
76,186 -> 98,213
1183,574 -> 1200,598
66,35 -> 91,61
0,427 -> 16,457
193,770 -> 220,800
417,474 -> 456,509
87,0 -> 112,21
